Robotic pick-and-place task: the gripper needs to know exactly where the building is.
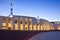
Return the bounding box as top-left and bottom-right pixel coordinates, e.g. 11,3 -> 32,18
0,15 -> 42,31
49,22 -> 54,30
40,19 -> 50,30
50,21 -> 60,30
0,15 -> 60,31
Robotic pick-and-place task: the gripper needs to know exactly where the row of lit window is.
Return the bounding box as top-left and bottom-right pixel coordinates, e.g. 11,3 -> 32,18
2,17 -> 49,30
2,22 -> 42,30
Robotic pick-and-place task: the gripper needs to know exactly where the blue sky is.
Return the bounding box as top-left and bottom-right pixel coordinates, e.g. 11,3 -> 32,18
0,0 -> 60,21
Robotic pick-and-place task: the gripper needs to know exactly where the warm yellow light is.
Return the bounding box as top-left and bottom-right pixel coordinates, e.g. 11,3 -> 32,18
2,17 -> 6,30
37,24 -> 41,30
33,24 -> 36,30
8,18 -> 12,30
20,24 -> 23,30
29,18 -> 32,30
2,27 -> 6,30
41,25 -> 43,30
8,23 -> 12,30
2,23 -> 6,26
20,19 -> 23,30
29,25 -> 32,30
46,26 -> 50,30
24,18 -> 28,31
15,24 -> 18,30
25,24 -> 28,30
8,23 -> 12,27
58,27 -> 60,30
2,23 -> 6,30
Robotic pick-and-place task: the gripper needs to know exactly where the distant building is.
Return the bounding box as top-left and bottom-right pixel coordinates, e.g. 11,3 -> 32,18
58,23 -> 60,30
50,21 -> 60,30
49,22 -> 54,30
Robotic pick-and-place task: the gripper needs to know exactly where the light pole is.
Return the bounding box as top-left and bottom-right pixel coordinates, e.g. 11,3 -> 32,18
8,0 -> 13,17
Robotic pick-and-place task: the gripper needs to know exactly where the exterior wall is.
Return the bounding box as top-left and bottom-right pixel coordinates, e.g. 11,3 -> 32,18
40,19 -> 50,30
54,23 -> 57,30
1,16 -> 7,30
57,24 -> 60,30
0,15 -> 60,31
13,15 -> 37,31
32,18 -> 37,30
13,16 -> 19,30
37,19 -> 41,30
49,23 -> 54,30
50,22 -> 60,30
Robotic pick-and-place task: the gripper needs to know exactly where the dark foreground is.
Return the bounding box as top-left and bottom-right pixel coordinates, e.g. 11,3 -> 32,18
0,30 -> 60,40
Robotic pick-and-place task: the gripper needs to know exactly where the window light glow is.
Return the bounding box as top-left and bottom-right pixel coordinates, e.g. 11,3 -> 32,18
33,23 -> 36,30
25,18 -> 28,30
20,19 -> 23,30
15,20 -> 18,30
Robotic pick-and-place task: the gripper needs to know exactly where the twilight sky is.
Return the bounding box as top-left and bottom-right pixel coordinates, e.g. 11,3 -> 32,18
0,0 -> 60,21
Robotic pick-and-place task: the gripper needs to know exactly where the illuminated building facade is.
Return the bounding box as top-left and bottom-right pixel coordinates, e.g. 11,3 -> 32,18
0,15 -> 41,30
0,0 -> 59,31
50,22 -> 60,30
40,19 -> 51,30
0,15 -> 57,31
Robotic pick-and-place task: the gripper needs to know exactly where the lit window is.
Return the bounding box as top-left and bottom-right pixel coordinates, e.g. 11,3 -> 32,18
57,26 -> 60,30
29,21 -> 31,25
33,23 -> 36,30
41,25 -> 43,30
2,17 -> 6,23
29,18 -> 32,30
2,23 -> 6,27
15,20 -> 18,30
20,23 -> 23,30
25,18 -> 28,31
20,18 -> 23,30
2,17 -> 6,30
8,19 -> 12,23
37,23 -> 41,30
8,18 -> 12,30
2,26 -> 6,30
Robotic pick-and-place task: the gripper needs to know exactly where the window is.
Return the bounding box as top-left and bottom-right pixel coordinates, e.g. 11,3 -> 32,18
25,18 -> 28,31
20,18 -> 23,30
33,23 -> 36,30
2,17 -> 6,23
29,21 -> 32,25
15,19 -> 18,30
2,26 -> 6,30
20,18 -> 23,24
15,20 -> 18,24
8,18 -> 12,30
8,18 -> 12,23
2,17 -> 6,30
37,23 -> 41,30
8,27 -> 11,30
29,18 -> 32,30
